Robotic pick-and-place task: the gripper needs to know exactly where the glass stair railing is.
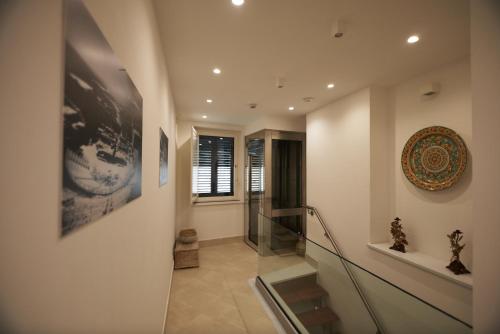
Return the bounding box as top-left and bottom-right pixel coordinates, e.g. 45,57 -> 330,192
255,211 -> 473,334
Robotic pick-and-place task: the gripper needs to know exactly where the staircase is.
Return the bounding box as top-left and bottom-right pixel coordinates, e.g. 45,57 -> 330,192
272,273 -> 339,333
257,209 -> 472,334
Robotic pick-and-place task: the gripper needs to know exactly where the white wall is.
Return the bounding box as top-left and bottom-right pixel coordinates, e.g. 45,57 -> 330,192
0,1 -> 176,333
471,1 -> 500,332
244,115 -> 306,136
307,80 -> 472,323
370,86 -> 394,243
307,87 -> 371,248
307,88 -> 372,261
176,120 -> 244,241
392,60 -> 472,265
175,115 -> 306,241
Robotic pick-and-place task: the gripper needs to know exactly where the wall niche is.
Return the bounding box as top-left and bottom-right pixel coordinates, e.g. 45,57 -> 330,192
369,59 -> 473,287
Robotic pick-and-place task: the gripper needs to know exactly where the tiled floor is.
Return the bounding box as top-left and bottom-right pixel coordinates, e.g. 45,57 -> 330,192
164,239 -> 278,334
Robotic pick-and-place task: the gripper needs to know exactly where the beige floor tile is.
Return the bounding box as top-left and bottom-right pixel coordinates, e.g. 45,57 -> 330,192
173,314 -> 247,334
165,240 -> 278,334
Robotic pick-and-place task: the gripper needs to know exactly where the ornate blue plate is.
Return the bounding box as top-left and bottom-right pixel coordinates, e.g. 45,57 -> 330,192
401,126 -> 467,191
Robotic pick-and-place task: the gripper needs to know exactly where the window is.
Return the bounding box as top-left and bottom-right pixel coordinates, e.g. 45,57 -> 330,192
196,135 -> 235,197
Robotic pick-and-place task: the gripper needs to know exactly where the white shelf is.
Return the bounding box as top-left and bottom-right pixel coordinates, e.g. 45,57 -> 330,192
367,242 -> 472,289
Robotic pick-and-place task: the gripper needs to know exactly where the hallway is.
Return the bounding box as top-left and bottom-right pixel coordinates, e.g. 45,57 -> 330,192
165,240 -> 278,334
1,0 -> 500,333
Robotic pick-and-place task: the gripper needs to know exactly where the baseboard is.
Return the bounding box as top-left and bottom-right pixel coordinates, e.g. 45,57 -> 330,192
198,235 -> 243,248
161,263 -> 174,334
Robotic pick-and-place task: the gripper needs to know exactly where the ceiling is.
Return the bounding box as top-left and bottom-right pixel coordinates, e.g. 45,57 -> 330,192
154,0 -> 470,125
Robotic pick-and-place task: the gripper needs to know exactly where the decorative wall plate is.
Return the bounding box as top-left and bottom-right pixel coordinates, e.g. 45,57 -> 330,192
401,126 -> 467,191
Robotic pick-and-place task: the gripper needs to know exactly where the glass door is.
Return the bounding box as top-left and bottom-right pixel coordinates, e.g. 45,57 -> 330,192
270,137 -> 305,253
245,138 -> 264,248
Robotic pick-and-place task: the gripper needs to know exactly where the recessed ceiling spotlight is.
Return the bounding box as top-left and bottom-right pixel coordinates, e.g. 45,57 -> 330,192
232,0 -> 244,6
407,35 -> 420,44
288,106 -> 295,111
327,83 -> 335,89
202,115 -> 208,119
206,99 -> 213,103
212,68 -> 221,75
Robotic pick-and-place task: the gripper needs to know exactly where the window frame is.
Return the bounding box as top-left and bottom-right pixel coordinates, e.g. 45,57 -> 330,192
198,135 -> 235,198
192,128 -> 240,204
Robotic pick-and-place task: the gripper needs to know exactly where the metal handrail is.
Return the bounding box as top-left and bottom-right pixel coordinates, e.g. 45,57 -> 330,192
303,205 -> 384,334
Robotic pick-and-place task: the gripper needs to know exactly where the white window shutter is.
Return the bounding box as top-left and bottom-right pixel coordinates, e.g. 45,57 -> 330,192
190,127 -> 199,203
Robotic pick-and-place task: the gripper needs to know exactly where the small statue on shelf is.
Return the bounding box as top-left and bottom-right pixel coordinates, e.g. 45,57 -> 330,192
446,230 -> 470,275
389,217 -> 408,253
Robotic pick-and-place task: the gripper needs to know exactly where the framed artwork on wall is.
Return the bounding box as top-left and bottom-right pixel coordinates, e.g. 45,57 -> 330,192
159,128 -> 169,187
401,126 -> 467,191
61,0 -> 143,236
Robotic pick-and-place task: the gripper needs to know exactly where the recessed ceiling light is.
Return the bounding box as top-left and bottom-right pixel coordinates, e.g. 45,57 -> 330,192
232,0 -> 244,6
288,106 -> 295,111
219,137 -> 223,140
202,115 -> 208,119
407,35 -> 420,44
212,68 -> 221,75
327,83 -> 335,89
206,99 -> 213,103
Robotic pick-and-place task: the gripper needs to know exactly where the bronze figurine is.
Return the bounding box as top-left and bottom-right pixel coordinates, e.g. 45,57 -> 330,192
389,217 -> 408,253
446,230 -> 470,275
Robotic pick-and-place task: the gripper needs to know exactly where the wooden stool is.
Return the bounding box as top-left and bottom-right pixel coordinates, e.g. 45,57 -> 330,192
174,241 -> 199,269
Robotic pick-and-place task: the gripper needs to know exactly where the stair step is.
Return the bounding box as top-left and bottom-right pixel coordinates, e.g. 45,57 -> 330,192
273,248 -> 296,257
280,284 -> 328,304
273,274 -> 318,293
272,233 -> 298,242
297,307 -> 339,327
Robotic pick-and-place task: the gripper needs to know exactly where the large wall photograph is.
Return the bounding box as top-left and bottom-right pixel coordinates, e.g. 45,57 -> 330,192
62,0 -> 143,236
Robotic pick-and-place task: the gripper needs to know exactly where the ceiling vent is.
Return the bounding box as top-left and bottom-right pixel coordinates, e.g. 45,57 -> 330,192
276,77 -> 285,89
303,97 -> 314,103
248,103 -> 257,109
420,82 -> 440,97
332,19 -> 345,38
